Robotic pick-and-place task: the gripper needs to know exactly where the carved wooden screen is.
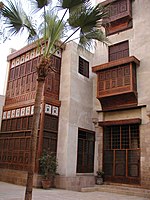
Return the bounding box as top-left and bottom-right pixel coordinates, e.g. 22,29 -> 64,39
103,0 -> 132,35
98,64 -> 131,97
109,0 -> 131,22
6,57 -> 38,105
44,55 -> 61,100
103,124 -> 140,184
0,115 -> 34,171
76,129 -> 95,173
109,41 -> 129,61
0,136 -> 31,171
43,114 -> 58,153
1,116 -> 33,133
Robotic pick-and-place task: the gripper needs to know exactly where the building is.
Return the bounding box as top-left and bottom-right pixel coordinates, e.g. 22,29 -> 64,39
93,0 -> 150,189
0,0 -> 150,191
0,95 -> 5,129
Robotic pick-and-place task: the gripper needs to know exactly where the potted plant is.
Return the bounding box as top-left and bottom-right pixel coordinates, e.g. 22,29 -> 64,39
39,150 -> 58,189
95,170 -> 104,185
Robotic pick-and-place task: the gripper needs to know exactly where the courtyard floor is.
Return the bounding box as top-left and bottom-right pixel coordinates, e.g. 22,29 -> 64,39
0,181 -> 149,200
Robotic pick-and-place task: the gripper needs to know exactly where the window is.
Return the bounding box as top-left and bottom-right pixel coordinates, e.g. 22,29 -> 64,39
109,41 -> 129,61
103,124 -> 140,183
76,128 -> 95,173
104,124 -> 140,150
78,56 -> 89,78
103,0 -> 132,35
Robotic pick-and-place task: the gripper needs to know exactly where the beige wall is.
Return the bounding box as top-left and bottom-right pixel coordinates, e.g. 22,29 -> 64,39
57,42 -> 95,180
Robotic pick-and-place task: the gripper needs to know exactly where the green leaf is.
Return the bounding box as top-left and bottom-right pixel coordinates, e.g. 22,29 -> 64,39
1,0 -> 37,40
68,3 -> 108,32
79,28 -> 109,49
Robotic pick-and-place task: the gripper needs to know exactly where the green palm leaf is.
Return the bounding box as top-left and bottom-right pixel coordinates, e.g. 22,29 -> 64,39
1,0 -> 37,39
68,4 -> 107,32
39,11 -> 65,57
79,29 -> 109,48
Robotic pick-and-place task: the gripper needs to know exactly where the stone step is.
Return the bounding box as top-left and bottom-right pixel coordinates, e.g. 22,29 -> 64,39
81,184 -> 150,199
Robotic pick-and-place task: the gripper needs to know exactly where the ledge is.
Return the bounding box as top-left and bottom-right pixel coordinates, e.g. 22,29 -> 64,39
99,118 -> 141,126
92,56 -> 140,73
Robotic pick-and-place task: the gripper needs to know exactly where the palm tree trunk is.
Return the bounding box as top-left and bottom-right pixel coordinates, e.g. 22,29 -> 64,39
24,78 -> 45,200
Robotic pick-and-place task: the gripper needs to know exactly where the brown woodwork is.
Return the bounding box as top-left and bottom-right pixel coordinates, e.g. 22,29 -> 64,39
92,56 -> 140,111
109,41 -> 129,62
102,0 -> 132,35
0,135 -> 31,171
99,118 -> 141,126
103,124 -> 140,184
0,43 -> 61,172
78,56 -> 89,78
76,128 -> 95,173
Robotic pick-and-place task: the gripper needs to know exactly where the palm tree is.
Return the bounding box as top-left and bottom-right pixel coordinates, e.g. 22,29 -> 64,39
0,0 -> 108,199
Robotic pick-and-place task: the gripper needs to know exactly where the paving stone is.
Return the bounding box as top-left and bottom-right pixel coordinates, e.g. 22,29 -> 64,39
0,182 -> 149,200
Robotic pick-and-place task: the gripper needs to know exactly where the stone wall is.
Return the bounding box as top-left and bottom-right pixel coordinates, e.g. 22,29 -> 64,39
140,123 -> 150,189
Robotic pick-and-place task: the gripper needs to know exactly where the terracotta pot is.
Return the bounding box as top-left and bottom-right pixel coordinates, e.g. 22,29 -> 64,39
41,179 -> 52,189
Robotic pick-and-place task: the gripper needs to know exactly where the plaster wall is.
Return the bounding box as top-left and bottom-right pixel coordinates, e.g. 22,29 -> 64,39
57,42 -> 95,187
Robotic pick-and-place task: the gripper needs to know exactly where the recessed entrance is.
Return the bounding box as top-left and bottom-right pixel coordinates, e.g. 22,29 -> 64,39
103,124 -> 140,184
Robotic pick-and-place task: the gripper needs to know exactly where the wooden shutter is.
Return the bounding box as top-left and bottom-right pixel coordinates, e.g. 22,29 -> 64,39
109,41 -> 129,61
79,56 -> 89,78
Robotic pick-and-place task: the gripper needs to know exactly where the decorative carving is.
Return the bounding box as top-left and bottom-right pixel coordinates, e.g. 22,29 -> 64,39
0,136 -> 31,171
93,56 -> 140,111
102,0 -> 132,35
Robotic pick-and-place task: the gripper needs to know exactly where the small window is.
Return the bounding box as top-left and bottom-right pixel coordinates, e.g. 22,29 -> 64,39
76,128 -> 95,173
78,56 -> 89,78
109,41 -> 129,61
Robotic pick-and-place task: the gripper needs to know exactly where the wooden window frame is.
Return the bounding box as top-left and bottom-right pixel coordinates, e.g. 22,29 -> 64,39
108,40 -> 129,62
78,56 -> 89,78
76,128 -> 95,173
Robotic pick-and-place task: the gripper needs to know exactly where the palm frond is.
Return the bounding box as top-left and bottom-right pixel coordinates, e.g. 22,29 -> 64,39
68,3 -> 108,32
1,0 -> 37,41
79,28 -> 109,49
39,11 -> 65,57
2,0 -> 24,35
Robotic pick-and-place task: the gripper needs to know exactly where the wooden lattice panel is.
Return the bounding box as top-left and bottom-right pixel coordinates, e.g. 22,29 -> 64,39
98,64 -> 131,97
6,53 -> 61,106
0,136 -> 31,171
102,0 -> 132,35
92,56 -> 140,111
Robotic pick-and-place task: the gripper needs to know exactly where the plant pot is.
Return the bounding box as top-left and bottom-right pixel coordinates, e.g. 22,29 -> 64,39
95,176 -> 103,185
41,179 -> 53,189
